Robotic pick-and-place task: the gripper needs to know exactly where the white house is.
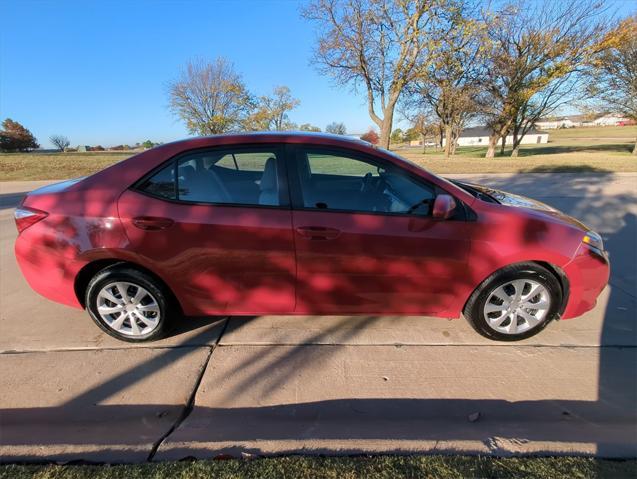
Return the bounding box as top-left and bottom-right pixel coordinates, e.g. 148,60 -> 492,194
535,118 -> 578,129
593,113 -> 630,126
443,126 -> 549,147
534,114 -> 593,129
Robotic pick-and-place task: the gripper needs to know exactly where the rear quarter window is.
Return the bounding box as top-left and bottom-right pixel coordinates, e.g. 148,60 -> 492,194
138,164 -> 176,199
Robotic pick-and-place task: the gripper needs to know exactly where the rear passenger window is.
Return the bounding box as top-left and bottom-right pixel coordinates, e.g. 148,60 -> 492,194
137,147 -> 282,207
138,164 -> 176,199
213,152 -> 270,171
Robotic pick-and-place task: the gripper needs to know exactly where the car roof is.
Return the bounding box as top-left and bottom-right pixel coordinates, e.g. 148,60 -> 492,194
160,131 -> 372,149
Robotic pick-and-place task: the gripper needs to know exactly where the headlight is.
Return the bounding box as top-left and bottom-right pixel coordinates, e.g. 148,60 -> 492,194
582,230 -> 604,253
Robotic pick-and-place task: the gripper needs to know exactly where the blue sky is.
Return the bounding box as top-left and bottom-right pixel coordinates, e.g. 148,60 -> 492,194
1,0 -> 635,148
1,0 -> 373,148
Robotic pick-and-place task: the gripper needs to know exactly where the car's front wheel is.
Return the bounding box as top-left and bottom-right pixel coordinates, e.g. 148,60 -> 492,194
86,265 -> 172,342
464,263 -> 562,341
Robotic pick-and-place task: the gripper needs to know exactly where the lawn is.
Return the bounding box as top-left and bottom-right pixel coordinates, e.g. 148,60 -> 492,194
1,126 -> 635,181
1,456 -> 635,479
393,125 -> 636,174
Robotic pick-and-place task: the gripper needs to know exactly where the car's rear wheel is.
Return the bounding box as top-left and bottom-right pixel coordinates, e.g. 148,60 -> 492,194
86,266 -> 172,342
464,263 -> 562,341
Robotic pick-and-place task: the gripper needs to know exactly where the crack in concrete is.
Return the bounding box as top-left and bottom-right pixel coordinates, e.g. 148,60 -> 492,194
216,342 -> 637,349
146,319 -> 231,462
0,344 -> 219,355
608,280 -> 637,300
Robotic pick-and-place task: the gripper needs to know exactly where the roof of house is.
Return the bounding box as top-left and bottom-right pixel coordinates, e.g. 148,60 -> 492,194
459,126 -> 546,138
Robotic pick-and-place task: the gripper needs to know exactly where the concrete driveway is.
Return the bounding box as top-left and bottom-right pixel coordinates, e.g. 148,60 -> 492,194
0,173 -> 635,462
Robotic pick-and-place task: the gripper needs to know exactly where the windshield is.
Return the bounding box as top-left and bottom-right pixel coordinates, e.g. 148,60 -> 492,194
448,180 -> 499,203
375,146 -> 464,192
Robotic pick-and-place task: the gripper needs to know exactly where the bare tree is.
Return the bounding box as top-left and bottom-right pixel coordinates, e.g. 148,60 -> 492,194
508,75 -> 582,156
585,15 -> 637,154
325,121 -> 347,135
168,57 -> 253,135
50,134 -> 70,152
407,2 -> 485,157
303,0 -> 456,149
413,111 -> 443,152
399,105 -> 442,152
481,0 -> 608,158
246,86 -> 300,131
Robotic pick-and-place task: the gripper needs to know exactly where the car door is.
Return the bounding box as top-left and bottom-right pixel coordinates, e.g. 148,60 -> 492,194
288,146 -> 471,315
117,145 -> 296,316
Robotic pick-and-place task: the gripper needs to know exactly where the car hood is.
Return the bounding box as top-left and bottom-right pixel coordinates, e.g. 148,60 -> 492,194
454,180 -> 590,231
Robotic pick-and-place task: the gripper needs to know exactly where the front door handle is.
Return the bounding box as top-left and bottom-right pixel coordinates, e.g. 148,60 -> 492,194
132,216 -> 174,231
296,226 -> 341,240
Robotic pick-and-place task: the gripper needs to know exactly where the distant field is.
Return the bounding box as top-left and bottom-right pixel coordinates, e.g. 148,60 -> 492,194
1,126 -> 635,181
0,152 -> 132,181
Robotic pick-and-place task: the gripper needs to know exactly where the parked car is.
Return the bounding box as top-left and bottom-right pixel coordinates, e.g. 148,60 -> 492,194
14,133 -> 609,342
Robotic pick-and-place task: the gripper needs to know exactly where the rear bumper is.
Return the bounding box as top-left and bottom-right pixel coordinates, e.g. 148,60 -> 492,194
15,233 -> 85,309
561,244 -> 610,319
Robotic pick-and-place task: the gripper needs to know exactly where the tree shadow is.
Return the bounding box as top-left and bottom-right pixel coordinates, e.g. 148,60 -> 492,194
517,143 -> 634,156
518,165 -> 613,174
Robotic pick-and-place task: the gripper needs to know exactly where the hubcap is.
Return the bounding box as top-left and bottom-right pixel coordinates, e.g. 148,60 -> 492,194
96,282 -> 160,336
483,279 -> 551,335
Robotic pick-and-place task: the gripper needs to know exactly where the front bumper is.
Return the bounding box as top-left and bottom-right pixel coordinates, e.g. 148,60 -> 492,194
561,243 -> 610,319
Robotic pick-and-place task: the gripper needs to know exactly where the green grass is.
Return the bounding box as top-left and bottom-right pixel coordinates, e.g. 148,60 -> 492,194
1,456 -> 635,479
1,126 -> 636,181
549,125 -> 637,140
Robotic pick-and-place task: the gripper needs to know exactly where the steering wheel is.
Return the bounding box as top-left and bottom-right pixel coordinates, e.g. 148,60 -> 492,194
360,172 -> 386,194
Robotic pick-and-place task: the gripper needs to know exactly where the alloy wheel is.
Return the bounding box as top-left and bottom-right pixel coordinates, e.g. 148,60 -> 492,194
96,281 -> 161,336
483,279 -> 551,335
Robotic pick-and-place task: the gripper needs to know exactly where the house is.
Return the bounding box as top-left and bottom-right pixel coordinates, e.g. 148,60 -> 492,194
442,126 -> 549,147
409,139 -> 436,147
535,118 -> 577,129
593,113 -> 630,126
534,114 -> 591,129
76,145 -> 90,152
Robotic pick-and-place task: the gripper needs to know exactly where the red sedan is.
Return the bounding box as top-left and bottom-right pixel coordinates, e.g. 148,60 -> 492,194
14,133 -> 609,342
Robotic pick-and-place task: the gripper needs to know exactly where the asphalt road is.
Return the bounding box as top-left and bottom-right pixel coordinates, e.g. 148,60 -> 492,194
0,173 -> 635,462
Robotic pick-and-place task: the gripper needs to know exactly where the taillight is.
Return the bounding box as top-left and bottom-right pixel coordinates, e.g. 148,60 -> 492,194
14,206 -> 48,233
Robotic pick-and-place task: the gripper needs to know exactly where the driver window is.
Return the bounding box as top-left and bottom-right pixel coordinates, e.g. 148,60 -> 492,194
297,149 -> 435,215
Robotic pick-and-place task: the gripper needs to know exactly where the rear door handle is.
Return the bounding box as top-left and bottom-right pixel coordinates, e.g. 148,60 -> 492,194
296,226 -> 341,240
132,216 -> 174,231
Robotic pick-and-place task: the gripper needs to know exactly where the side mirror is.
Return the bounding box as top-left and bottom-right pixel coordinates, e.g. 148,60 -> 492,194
432,194 -> 457,220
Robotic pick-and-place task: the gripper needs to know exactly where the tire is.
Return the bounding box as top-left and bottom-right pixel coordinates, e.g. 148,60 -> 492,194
85,265 -> 173,342
463,263 -> 562,341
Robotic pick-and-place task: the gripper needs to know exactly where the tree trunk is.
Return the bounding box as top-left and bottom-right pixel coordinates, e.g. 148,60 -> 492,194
500,135 -> 506,155
485,134 -> 499,159
378,101 -> 398,150
511,131 -> 520,157
421,133 -> 427,153
633,140 -> 637,155
444,124 -> 453,158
